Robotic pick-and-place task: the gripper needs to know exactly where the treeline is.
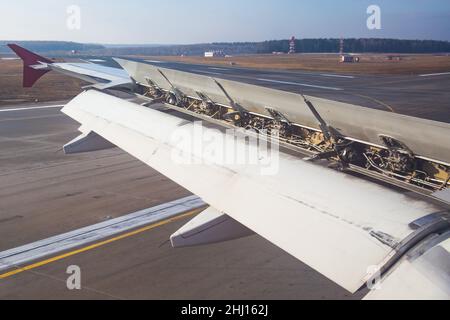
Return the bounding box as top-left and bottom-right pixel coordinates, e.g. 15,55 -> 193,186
2,39 -> 450,56
245,39 -> 450,54
0,41 -> 104,54
94,42 -> 260,56
93,38 -> 450,56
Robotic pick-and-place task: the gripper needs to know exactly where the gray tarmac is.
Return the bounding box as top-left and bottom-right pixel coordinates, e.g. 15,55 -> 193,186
136,59 -> 450,123
0,103 -> 358,300
1,60 -> 448,300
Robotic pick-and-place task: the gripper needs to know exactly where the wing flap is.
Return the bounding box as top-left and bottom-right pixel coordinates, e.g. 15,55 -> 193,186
170,207 -> 255,248
62,90 -> 444,293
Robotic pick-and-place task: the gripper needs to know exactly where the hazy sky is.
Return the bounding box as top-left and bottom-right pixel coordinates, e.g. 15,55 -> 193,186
1,0 -> 449,44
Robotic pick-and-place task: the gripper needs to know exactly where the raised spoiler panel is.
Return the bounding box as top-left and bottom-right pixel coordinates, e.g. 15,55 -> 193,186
115,58 -> 450,165
62,90 -> 445,293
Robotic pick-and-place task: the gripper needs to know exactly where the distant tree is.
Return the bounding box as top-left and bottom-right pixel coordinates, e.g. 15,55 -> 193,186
0,41 -> 104,54
2,39 -> 449,56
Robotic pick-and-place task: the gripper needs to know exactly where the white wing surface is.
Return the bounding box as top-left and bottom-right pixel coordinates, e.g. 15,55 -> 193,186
62,90 -> 448,294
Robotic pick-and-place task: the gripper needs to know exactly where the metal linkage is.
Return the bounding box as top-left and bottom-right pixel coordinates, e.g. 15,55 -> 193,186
135,80 -> 450,193
157,69 -> 185,105
212,79 -> 251,126
301,95 -> 349,168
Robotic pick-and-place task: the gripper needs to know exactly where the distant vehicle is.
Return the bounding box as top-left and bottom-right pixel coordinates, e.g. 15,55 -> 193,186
340,55 -> 360,63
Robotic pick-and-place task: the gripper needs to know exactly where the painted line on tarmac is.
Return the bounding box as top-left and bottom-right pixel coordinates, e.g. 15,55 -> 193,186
0,195 -> 206,276
0,105 -> 62,113
208,67 -> 229,71
256,78 -> 343,91
320,74 -> 355,79
191,69 -> 223,76
419,72 -> 450,77
0,209 -> 203,280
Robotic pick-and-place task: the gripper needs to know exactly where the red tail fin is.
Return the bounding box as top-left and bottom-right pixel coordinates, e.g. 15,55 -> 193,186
7,44 -> 53,88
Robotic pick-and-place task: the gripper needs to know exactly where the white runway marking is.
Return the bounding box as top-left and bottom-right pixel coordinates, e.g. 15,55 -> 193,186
419,72 -> 450,77
320,74 -> 355,79
0,105 -> 62,113
146,60 -> 164,64
0,195 -> 205,272
256,78 -> 343,91
191,70 -> 222,76
208,67 -> 229,71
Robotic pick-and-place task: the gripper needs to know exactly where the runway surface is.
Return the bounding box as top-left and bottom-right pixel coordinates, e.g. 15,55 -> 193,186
0,103 -> 358,300
132,58 -> 450,123
1,58 -> 448,300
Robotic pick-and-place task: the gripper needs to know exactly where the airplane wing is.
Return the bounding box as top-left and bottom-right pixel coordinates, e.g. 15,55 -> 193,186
7,44 -> 131,88
9,45 -> 450,299
61,89 -> 450,297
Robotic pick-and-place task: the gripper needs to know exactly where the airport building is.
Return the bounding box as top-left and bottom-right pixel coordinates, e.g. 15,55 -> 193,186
204,50 -> 225,58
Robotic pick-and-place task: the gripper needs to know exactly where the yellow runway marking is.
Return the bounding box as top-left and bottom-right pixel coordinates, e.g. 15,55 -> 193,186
0,209 -> 202,280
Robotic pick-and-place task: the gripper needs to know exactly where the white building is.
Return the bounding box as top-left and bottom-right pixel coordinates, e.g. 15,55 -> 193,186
204,51 -> 225,58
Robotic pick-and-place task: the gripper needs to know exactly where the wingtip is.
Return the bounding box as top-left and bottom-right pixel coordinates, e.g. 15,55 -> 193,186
6,43 -> 53,64
6,43 -> 53,88
6,44 -> 21,56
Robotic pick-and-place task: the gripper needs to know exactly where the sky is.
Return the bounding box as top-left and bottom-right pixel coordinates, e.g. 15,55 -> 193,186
1,0 -> 449,44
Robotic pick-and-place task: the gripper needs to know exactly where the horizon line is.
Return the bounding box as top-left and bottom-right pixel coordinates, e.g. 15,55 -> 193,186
1,37 -> 450,47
